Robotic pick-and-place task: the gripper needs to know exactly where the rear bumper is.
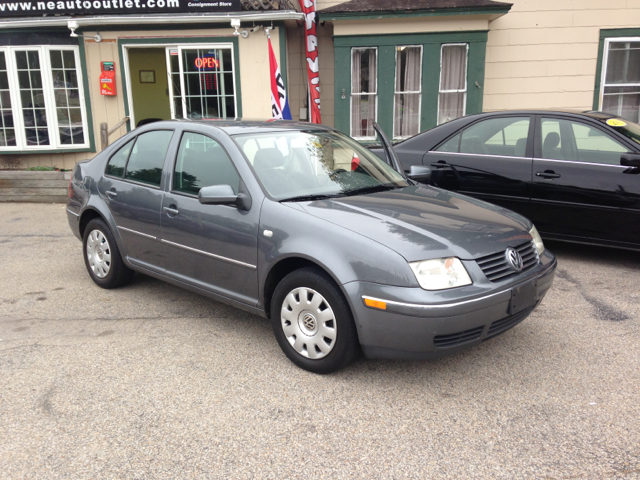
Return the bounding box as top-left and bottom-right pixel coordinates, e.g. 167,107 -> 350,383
345,251 -> 557,360
66,204 -> 82,241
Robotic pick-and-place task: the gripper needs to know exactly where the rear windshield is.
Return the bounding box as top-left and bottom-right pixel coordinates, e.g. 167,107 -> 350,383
601,118 -> 640,146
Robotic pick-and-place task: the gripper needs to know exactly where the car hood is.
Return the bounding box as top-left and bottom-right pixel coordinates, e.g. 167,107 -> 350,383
299,185 -> 533,261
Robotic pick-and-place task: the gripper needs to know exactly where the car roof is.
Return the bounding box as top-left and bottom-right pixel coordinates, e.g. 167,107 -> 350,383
463,109 -> 619,121
138,119 -> 337,136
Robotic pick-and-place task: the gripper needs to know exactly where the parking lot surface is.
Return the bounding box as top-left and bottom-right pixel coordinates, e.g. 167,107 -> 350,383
1,203 -> 639,479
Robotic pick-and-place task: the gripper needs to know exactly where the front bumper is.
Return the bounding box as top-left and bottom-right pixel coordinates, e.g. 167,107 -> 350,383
345,251 -> 557,360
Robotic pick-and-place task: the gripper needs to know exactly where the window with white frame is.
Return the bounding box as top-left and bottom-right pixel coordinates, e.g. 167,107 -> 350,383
351,47 -> 377,139
600,38 -> 640,123
394,46 -> 422,139
438,44 -> 468,125
0,46 -> 89,150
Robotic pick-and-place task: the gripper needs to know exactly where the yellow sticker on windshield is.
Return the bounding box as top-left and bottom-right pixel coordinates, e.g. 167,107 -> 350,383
607,118 -> 627,127
312,141 -> 323,149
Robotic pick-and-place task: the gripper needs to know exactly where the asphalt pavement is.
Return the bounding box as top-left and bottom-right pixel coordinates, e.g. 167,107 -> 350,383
0,203 -> 639,479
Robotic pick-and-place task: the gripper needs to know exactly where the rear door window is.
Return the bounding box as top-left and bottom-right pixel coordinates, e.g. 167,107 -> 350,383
124,130 -> 174,187
437,117 -> 531,157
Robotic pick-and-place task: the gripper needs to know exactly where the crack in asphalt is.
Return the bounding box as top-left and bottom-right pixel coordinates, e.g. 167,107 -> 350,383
556,269 -> 630,322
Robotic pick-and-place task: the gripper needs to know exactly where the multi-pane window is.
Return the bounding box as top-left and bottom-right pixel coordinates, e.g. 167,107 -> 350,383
0,46 -> 88,151
600,38 -> 640,123
394,46 -> 422,139
167,47 -> 236,121
351,47 -> 377,139
0,52 -> 16,147
438,44 -> 468,125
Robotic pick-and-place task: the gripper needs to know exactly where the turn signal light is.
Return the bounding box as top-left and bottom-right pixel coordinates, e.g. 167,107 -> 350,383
364,298 -> 387,310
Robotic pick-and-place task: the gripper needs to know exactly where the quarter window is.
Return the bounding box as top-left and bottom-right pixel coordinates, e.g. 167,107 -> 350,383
124,130 -> 174,187
106,139 -> 134,178
351,48 -> 377,139
173,132 -> 240,195
438,44 -> 468,125
0,46 -> 89,151
394,46 -> 422,139
600,38 -> 640,123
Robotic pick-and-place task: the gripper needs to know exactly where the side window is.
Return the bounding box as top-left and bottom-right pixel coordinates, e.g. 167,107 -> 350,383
541,118 -> 629,164
453,117 -> 530,157
124,130 -> 174,187
436,133 -> 461,152
173,132 -> 240,195
105,139 -> 134,178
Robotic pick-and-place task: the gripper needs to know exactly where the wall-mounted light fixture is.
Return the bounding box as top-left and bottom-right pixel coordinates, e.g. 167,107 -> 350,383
68,20 -> 102,43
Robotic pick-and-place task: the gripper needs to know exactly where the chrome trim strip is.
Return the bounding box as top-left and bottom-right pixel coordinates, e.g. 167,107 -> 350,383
362,290 -> 507,311
160,239 -> 257,270
429,150 -> 629,168
428,151 -> 530,161
117,226 -> 157,241
66,208 -> 79,217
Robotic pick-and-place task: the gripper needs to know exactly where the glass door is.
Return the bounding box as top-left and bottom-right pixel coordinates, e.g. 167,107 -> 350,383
165,45 -> 237,121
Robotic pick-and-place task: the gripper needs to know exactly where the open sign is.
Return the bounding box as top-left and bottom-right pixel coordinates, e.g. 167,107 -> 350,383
194,56 -> 219,70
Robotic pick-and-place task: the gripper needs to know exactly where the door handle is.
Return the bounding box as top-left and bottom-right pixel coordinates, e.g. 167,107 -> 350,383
430,162 -> 450,169
535,171 -> 561,179
106,190 -> 117,198
163,206 -> 179,216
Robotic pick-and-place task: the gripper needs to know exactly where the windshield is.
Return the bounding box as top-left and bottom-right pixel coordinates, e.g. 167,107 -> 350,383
233,130 -> 408,201
602,118 -> 640,146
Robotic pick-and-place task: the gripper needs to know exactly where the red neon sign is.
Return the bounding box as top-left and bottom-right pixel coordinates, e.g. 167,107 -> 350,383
194,56 -> 219,70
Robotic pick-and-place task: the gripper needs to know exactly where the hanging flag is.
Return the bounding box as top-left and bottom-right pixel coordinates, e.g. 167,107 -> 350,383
268,35 -> 292,120
299,0 -> 321,124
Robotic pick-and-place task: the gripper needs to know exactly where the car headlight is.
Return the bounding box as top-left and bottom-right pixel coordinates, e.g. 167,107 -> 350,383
529,225 -> 545,256
409,257 -> 472,291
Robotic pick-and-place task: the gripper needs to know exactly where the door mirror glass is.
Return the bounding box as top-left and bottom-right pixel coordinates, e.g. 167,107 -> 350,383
408,165 -> 431,183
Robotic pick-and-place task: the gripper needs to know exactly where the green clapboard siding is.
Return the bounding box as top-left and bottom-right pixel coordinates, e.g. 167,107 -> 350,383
334,31 -> 488,140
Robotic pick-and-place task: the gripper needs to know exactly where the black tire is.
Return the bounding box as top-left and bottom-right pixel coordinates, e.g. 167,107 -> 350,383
82,218 -> 134,289
271,267 -> 359,374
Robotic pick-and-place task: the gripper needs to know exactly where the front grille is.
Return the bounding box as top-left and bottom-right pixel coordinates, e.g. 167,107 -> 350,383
476,241 -> 539,282
434,326 -> 484,348
485,305 -> 535,340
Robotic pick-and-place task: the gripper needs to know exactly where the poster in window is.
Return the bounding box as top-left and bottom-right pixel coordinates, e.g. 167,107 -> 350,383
139,71 -> 155,84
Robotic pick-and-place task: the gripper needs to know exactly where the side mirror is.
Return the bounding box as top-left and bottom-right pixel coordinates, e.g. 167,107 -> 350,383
621,153 -> 640,167
408,165 -> 431,183
198,185 -> 250,210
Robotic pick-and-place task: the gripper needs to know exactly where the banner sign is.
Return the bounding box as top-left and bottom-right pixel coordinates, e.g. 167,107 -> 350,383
299,0 -> 321,124
0,0 -> 240,17
268,35 -> 292,120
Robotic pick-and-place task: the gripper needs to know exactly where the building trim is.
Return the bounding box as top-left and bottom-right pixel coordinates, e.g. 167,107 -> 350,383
319,7 -> 511,22
593,27 -> 640,112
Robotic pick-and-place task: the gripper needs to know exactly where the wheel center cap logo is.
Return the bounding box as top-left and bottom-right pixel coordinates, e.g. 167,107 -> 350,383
505,247 -> 523,272
302,313 -> 316,331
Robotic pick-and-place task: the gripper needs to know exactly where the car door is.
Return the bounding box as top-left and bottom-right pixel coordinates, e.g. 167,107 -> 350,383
160,130 -> 260,306
423,115 -> 534,217
100,129 -> 175,271
530,115 -> 640,246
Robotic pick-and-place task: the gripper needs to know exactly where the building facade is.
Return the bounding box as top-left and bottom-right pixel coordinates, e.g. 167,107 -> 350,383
0,0 -> 638,169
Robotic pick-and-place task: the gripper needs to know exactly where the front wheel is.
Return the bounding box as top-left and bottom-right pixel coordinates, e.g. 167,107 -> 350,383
271,268 -> 359,374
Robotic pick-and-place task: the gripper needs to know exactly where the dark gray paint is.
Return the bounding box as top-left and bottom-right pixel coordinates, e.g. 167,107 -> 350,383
67,120 -> 557,359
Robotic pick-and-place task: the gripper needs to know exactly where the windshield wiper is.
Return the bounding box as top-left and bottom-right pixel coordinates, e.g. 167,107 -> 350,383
280,193 -> 344,202
343,184 -> 403,197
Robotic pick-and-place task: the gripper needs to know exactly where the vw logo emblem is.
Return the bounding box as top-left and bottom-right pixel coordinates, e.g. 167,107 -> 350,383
505,247 -> 523,272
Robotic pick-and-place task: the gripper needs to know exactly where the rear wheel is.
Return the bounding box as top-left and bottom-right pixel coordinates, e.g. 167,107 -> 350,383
82,218 -> 134,289
271,268 -> 359,374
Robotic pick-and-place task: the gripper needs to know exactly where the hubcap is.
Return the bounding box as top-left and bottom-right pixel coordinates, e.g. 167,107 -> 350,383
86,229 -> 112,279
281,287 -> 337,360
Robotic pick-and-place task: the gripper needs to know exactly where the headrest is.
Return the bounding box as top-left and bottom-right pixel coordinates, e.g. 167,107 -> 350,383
254,148 -> 285,170
543,132 -> 560,150
514,137 -> 527,157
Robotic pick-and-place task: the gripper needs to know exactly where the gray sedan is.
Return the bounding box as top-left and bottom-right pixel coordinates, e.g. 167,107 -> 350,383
66,120 -> 556,373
